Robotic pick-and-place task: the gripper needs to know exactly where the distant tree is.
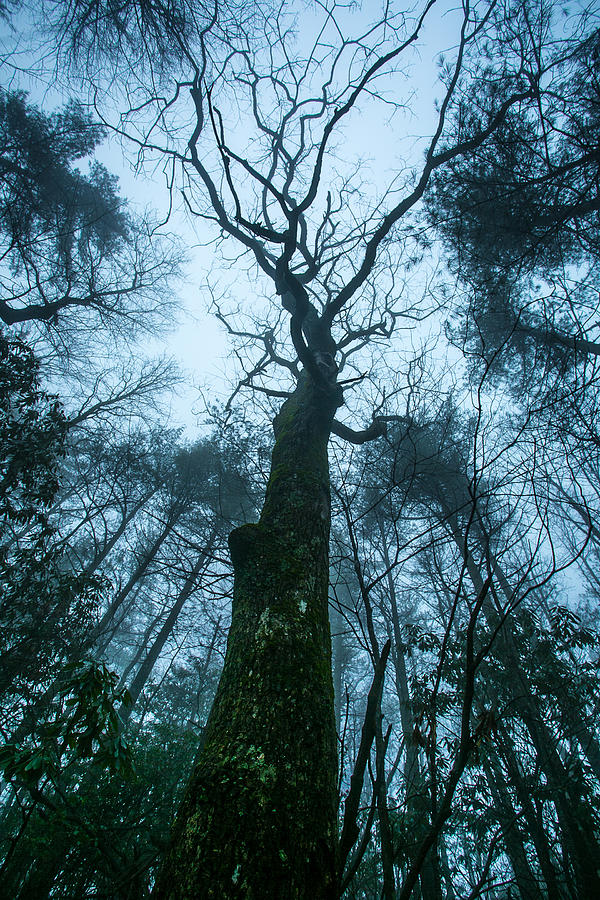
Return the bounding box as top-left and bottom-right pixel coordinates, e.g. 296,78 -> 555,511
0,330 -> 103,710
0,88 -> 178,339
370,400 -> 600,896
0,331 -> 138,898
426,25 -> 600,386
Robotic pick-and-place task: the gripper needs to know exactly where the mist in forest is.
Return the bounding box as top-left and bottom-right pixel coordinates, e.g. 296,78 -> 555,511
1,1 -> 600,897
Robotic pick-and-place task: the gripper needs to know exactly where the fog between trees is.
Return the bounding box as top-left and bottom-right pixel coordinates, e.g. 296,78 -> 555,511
1,0 -> 600,897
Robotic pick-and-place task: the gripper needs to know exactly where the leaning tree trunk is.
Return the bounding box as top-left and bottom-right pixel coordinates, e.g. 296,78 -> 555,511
154,374 -> 339,899
119,536 -> 215,725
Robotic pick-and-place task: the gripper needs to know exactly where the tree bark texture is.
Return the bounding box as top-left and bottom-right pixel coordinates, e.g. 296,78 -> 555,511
154,375 -> 339,899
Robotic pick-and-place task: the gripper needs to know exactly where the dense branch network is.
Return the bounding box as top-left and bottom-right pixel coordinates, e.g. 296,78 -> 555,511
160,0 -> 550,437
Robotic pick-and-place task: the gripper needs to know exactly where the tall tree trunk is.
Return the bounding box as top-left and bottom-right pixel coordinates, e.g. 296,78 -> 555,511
331,600 -> 346,736
154,375 -> 339,898
496,724 -> 566,898
512,690 -> 600,897
378,515 -> 441,900
486,568 -> 600,897
83,488 -> 156,579
437,838 -> 456,900
482,751 -> 543,900
92,511 -> 181,653
120,539 -> 214,724
374,716 -> 396,899
447,519 -> 600,898
188,617 -> 223,729
506,661 -> 600,892
560,702 -> 600,782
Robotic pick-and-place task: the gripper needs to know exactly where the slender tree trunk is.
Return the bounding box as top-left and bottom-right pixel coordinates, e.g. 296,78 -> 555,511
378,515 -> 441,899
92,512 -> 181,653
482,751 -> 543,900
120,540 -> 214,724
83,489 -> 156,579
487,567 -> 600,897
118,607 -> 163,689
437,838 -> 456,900
513,690 -> 600,897
154,375 -> 339,898
14,830 -> 69,900
497,724 -> 566,898
331,601 -> 346,736
375,716 -> 396,899
188,617 -> 222,729
449,522 -> 600,898
6,512 -> 175,743
560,702 -> 600,782
0,492 -> 156,697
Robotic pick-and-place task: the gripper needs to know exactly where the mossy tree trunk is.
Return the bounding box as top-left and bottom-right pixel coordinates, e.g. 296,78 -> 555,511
154,374 -> 340,899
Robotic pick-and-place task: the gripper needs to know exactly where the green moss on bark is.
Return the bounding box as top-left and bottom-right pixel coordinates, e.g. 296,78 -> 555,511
154,375 -> 340,899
